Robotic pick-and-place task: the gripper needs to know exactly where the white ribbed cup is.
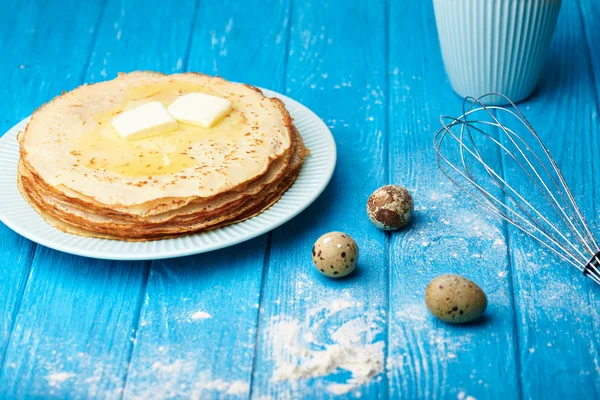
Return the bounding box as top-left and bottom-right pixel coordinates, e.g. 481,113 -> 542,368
433,0 -> 562,105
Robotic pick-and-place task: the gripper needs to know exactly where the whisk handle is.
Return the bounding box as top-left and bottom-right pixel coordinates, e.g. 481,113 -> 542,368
584,251 -> 600,283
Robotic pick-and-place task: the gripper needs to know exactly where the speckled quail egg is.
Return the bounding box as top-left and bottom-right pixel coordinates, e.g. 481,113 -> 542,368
312,232 -> 359,278
425,274 -> 487,324
367,185 -> 414,231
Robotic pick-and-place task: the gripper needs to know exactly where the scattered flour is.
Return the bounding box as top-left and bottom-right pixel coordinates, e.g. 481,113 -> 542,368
127,359 -> 250,399
189,311 -> 212,321
267,301 -> 384,395
327,383 -> 357,395
386,304 -> 477,397
457,391 -> 477,400
197,379 -> 250,395
47,372 -> 75,387
226,381 -> 251,395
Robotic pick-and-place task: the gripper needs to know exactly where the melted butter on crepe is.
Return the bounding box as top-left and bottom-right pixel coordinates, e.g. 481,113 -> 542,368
20,72 -> 293,207
76,102 -> 249,177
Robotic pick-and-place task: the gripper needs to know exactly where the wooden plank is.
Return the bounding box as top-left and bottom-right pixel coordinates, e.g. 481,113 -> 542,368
0,0 -> 107,357
579,0 -> 600,95
0,224 -> 35,367
0,0 -> 104,129
0,251 -> 148,397
499,1 -> 600,398
86,0 -> 197,81
123,240 -> 268,398
579,0 -> 600,361
251,1 -> 389,398
386,1 -> 520,399
122,1 -> 291,398
186,0 -> 290,89
0,0 -> 104,386
0,0 -> 196,396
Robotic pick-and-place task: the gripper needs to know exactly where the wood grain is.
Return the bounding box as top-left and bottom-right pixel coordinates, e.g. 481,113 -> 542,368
0,0 -> 599,397
122,1 -> 291,398
86,0 -> 197,81
0,0 -> 196,396
252,0 -> 389,398
0,251 -> 148,397
0,0 -> 109,395
494,2 -> 600,399
577,0 -> 600,394
386,1 -> 520,399
0,0 -> 105,358
497,1 -> 600,398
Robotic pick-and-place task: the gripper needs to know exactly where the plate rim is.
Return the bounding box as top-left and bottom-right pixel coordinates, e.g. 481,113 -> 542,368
0,89 -> 336,260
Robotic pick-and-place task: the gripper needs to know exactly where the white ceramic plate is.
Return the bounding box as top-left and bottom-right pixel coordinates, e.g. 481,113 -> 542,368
0,89 -> 336,260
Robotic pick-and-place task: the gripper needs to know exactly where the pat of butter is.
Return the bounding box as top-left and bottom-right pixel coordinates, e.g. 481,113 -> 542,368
112,102 -> 178,140
167,93 -> 232,128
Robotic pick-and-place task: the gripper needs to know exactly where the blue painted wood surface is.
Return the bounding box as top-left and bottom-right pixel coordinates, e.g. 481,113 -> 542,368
0,0 -> 599,398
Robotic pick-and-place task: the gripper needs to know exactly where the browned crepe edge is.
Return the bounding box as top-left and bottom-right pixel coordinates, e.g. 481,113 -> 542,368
19,127 -> 303,224
20,163 -> 302,241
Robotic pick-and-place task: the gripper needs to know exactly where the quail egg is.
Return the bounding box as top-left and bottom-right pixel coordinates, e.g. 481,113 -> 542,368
367,185 -> 414,231
312,232 -> 358,278
425,274 -> 487,324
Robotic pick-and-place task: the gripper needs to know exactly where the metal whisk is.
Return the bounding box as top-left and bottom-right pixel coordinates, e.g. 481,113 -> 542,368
433,93 -> 600,285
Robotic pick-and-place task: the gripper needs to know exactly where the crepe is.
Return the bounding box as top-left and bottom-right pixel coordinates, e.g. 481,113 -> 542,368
18,72 -> 307,241
18,132 -> 305,239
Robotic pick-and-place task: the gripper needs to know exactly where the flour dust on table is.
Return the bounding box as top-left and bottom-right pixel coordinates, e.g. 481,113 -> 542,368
189,310 -> 212,321
264,299 -> 385,396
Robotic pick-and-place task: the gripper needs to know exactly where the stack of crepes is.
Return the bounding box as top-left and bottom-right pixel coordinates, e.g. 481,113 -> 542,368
18,72 -> 308,241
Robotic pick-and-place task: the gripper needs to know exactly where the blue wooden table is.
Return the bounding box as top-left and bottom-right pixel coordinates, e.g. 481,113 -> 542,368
1,0 -> 600,398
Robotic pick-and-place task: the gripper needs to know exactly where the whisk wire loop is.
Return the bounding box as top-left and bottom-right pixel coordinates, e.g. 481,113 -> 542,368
434,93 -> 600,285
461,98 -> 598,255
459,119 -> 594,262
436,121 -> 585,269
